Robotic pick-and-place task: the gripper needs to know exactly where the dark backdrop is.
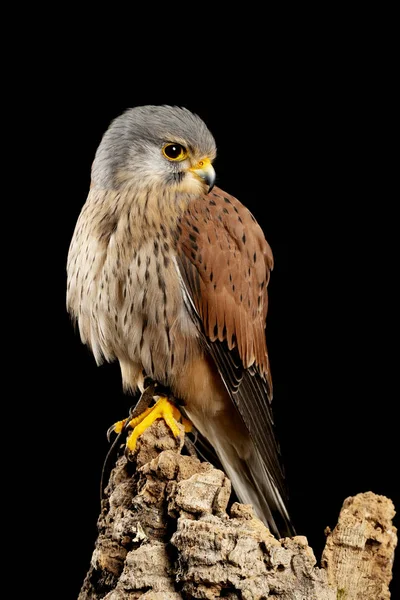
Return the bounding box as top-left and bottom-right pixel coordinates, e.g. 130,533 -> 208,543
32,60 -> 398,599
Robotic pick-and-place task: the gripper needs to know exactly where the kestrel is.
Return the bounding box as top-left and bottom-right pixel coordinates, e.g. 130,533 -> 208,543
67,105 -> 293,537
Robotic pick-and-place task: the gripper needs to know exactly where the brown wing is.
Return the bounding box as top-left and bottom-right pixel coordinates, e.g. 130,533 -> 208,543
176,185 -> 273,390
175,186 -> 288,501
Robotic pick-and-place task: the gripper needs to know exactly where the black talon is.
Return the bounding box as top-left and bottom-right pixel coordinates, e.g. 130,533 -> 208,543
106,422 -> 117,443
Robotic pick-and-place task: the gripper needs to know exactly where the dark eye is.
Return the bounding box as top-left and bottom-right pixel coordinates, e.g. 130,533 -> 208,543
162,143 -> 188,161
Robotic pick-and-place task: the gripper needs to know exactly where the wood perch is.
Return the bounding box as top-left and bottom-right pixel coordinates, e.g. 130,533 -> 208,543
78,420 -> 397,599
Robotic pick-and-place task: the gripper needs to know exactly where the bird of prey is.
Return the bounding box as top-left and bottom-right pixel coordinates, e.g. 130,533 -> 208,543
67,105 -> 293,537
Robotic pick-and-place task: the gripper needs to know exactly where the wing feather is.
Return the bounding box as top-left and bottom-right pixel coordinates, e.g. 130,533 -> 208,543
175,186 -> 288,501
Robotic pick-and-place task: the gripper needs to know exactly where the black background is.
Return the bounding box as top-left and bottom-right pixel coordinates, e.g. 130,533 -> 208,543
26,34 -> 398,599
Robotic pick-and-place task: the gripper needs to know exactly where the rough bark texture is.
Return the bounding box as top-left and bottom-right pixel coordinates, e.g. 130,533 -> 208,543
78,420 -> 397,600
322,492 -> 397,600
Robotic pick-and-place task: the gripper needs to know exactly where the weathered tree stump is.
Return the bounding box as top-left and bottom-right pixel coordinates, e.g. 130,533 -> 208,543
78,420 -> 397,599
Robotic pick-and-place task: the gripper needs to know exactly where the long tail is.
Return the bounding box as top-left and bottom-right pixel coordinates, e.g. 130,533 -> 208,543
211,428 -> 294,538
187,408 -> 295,538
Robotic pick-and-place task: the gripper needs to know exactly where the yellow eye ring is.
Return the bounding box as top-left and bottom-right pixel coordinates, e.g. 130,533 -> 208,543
162,143 -> 188,161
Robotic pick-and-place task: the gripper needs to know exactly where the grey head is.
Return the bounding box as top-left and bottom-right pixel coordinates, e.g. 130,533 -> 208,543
91,105 -> 217,193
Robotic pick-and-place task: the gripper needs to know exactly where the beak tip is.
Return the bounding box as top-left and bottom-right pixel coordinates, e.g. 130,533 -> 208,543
204,169 -> 216,192
190,161 -> 216,192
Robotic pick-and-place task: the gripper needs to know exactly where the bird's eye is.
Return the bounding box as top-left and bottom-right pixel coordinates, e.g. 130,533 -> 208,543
162,143 -> 188,161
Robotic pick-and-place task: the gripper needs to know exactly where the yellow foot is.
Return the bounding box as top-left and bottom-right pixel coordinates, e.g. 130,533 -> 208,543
126,396 -> 192,451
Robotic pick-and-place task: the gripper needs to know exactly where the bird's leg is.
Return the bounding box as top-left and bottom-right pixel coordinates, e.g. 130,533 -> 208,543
129,381 -> 158,418
125,394 -> 192,451
107,382 -> 157,441
100,385 -> 192,499
106,378 -> 192,453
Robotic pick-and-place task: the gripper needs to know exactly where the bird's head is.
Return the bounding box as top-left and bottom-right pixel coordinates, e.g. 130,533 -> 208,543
92,105 -> 217,195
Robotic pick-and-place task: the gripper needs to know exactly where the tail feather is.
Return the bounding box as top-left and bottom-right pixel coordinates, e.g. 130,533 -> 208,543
212,431 -> 294,538
187,409 -> 295,539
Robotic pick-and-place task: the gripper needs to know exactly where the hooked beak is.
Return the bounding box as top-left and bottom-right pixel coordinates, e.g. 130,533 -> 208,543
189,157 -> 216,192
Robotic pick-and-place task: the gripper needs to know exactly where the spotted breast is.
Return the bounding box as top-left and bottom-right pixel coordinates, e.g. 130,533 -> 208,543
67,184 -> 202,393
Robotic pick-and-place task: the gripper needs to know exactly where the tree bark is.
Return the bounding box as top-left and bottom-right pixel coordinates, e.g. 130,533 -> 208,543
78,420 -> 397,600
322,491 -> 397,599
